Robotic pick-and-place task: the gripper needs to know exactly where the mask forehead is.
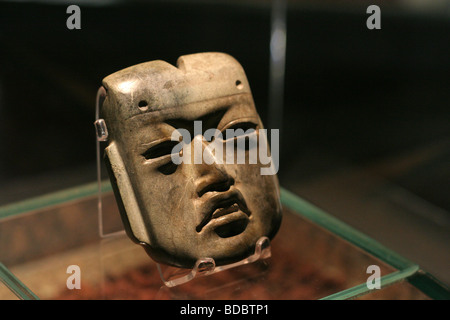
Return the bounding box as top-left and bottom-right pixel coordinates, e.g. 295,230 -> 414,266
101,52 -> 252,125
120,94 -> 260,144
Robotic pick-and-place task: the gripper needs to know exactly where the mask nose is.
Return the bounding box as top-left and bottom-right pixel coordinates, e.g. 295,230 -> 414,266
187,135 -> 234,197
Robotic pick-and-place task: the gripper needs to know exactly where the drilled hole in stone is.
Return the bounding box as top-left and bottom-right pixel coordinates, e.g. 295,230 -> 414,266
138,100 -> 148,111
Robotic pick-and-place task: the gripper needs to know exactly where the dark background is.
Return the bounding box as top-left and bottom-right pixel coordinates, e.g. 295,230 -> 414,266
0,0 -> 449,285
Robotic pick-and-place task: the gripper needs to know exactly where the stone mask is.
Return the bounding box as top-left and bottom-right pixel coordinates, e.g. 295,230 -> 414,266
97,52 -> 282,268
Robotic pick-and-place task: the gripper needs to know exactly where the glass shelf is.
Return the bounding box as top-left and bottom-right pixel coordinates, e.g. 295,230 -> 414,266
0,181 -> 448,300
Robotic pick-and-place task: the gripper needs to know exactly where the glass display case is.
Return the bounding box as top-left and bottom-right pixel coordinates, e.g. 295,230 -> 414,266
0,0 -> 449,302
0,182 -> 448,300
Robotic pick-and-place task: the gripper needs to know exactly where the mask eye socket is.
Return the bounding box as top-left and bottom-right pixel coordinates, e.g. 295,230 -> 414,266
142,140 -> 179,160
141,140 -> 180,175
221,121 -> 258,152
157,162 -> 178,175
221,122 -> 257,141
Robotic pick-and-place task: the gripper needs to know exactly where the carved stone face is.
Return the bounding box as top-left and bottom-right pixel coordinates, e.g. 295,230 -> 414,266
99,53 -> 282,268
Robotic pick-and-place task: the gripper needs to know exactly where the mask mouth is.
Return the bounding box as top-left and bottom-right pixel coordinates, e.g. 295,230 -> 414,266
213,217 -> 249,238
196,189 -> 251,236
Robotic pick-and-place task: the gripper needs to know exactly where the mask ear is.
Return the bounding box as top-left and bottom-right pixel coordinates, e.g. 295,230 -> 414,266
96,85 -> 150,246
104,142 -> 151,246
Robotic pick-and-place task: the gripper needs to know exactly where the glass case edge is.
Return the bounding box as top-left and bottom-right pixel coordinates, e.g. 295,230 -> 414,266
407,270 -> 450,300
320,265 -> 420,300
0,263 -> 39,300
280,187 -> 415,270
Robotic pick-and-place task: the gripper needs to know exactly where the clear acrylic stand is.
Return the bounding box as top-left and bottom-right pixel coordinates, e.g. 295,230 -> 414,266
94,86 -> 273,289
94,86 -> 126,239
156,236 -> 271,288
